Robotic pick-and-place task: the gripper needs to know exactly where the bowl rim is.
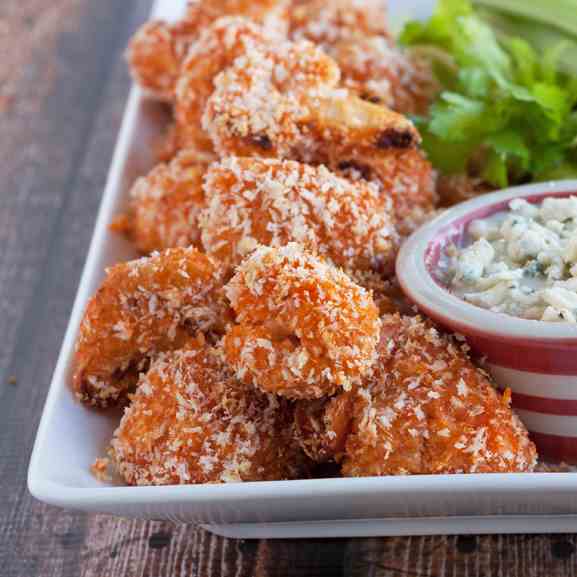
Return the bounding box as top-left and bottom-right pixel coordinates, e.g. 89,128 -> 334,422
396,179 -> 577,342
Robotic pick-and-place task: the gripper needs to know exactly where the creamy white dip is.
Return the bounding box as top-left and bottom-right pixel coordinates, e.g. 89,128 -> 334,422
446,196 -> 577,323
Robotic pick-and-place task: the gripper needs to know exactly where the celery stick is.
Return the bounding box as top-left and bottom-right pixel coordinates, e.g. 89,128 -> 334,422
480,6 -> 577,76
474,0 -> 577,40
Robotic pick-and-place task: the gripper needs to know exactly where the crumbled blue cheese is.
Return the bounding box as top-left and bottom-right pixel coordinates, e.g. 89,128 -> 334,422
447,196 -> 577,323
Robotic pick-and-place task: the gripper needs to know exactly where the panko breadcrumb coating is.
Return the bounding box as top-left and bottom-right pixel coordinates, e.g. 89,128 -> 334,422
202,37 -> 433,226
290,0 -> 438,115
126,0 -> 289,102
126,19 -> 194,102
342,315 -> 538,475
222,243 -> 381,399
203,39 -> 341,159
293,314 -> 538,474
186,0 -> 290,40
111,338 -> 305,485
125,150 -> 213,254
330,36 -> 439,115
175,17 -> 270,152
203,39 -> 419,160
201,157 -> 398,276
73,247 -> 230,407
337,148 -> 437,236
290,0 -> 389,44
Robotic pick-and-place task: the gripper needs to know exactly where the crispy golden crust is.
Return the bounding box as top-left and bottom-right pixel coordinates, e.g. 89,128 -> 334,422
126,20 -> 189,102
203,40 -> 341,159
331,37 -> 439,115
175,17 -> 269,152
111,339 -> 305,485
203,39 -> 419,159
201,157 -> 398,276
185,0 -> 290,39
202,36 -> 429,225
290,0 -> 389,45
337,148 -> 437,236
342,315 -> 538,475
126,150 -> 213,254
73,247 -> 231,407
127,0 -> 289,102
222,244 -> 381,399
289,0 -> 437,115
294,394 -> 353,463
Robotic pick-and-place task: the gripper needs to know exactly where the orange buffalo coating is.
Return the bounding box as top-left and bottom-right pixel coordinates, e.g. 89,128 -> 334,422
203,38 -> 418,160
337,149 -> 438,236
111,337 -> 305,485
330,37 -> 439,116
296,315 -> 537,474
203,38 -> 341,159
290,0 -> 390,43
175,17 -> 269,152
222,244 -> 381,399
73,247 -> 230,407
185,0 -> 290,40
124,149 -> 214,254
202,36 -> 435,227
289,0 -> 438,115
126,0 -> 289,102
201,157 -> 398,277
126,19 -> 193,102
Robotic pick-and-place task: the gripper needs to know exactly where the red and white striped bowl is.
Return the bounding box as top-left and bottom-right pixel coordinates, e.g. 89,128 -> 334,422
397,180 -> 577,464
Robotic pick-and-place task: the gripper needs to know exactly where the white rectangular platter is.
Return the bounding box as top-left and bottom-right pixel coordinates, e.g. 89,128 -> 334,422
27,0 -> 577,538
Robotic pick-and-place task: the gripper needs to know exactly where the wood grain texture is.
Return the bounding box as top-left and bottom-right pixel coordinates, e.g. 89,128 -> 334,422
1,0 -> 577,575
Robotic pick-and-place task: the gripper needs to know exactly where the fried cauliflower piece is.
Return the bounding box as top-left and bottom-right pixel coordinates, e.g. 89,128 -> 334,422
201,157 -> 398,276
289,0 -> 438,115
123,149 -> 214,254
185,0 -> 290,40
203,39 -> 418,160
202,39 -> 341,159
222,243 -> 381,399
73,247 -> 230,408
174,17 -> 270,152
290,0 -> 389,44
330,37 -> 439,116
127,0 -> 289,102
126,19 -> 194,102
111,338 -> 305,485
343,315 -> 538,475
294,314 -> 538,474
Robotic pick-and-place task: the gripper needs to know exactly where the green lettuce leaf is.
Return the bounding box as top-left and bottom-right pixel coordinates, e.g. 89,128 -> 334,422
401,0 -> 577,188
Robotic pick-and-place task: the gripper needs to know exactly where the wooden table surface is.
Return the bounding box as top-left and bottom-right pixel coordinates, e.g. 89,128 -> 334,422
2,1 -> 577,575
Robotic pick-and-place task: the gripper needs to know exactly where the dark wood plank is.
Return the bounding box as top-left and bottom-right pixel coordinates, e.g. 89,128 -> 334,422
345,535 -> 577,577
0,0 -> 148,575
1,0 -> 577,575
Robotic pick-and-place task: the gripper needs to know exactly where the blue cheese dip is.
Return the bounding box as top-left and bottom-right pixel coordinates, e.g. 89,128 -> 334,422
446,196 -> 577,322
